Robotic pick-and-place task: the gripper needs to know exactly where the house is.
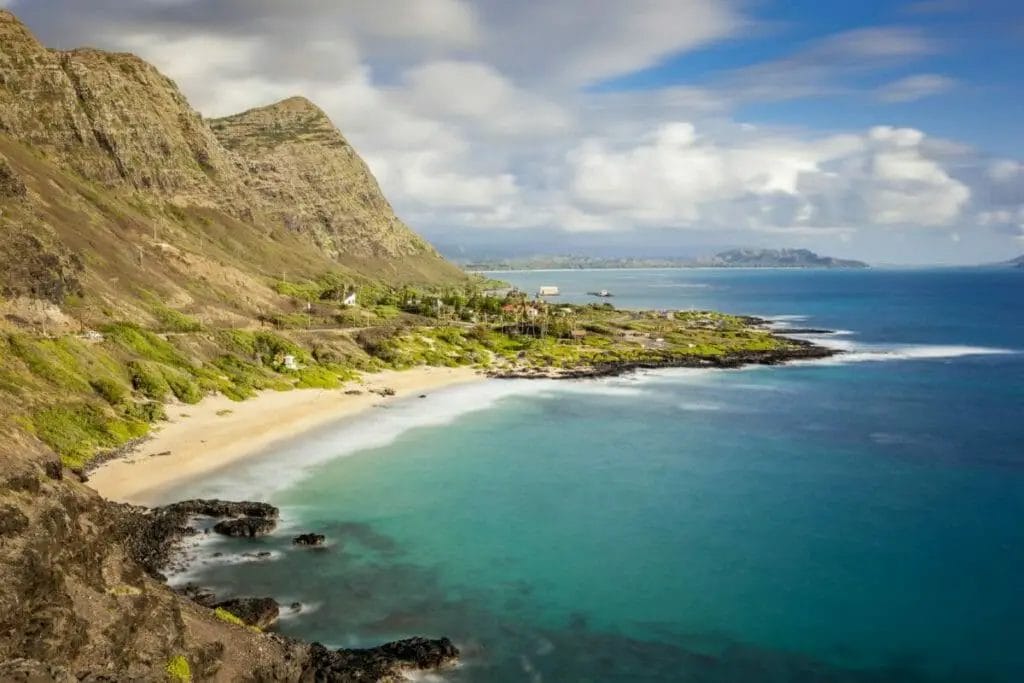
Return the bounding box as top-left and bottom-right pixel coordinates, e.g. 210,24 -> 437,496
537,286 -> 560,297
342,290 -> 357,306
282,355 -> 299,370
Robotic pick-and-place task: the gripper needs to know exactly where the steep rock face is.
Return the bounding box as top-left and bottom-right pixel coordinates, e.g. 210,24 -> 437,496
210,97 -> 434,260
55,48 -> 244,203
0,10 -> 457,286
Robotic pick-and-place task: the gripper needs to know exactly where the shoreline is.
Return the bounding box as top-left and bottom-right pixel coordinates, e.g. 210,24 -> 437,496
88,340 -> 836,506
87,366 -> 483,506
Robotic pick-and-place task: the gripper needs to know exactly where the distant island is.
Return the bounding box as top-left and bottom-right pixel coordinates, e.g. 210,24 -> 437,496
462,248 -> 869,271
1007,255 -> 1024,268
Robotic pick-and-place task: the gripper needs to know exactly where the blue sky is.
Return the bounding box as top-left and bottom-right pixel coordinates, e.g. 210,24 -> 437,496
10,0 -> 1024,263
594,0 -> 1024,156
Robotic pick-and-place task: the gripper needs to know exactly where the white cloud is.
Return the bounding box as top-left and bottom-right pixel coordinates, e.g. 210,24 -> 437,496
479,0 -> 745,85
10,0 -> 1024,259
564,122 -> 972,233
400,61 -> 571,135
876,73 -> 956,102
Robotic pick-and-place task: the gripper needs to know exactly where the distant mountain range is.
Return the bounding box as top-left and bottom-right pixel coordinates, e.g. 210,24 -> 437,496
1007,255 -> 1024,268
463,248 -> 869,271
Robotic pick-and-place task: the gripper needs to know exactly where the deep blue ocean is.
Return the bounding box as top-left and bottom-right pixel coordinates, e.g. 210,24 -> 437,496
166,268 -> 1024,682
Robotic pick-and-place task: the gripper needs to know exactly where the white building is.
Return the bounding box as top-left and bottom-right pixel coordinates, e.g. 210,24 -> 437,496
537,286 -> 560,297
342,291 -> 357,306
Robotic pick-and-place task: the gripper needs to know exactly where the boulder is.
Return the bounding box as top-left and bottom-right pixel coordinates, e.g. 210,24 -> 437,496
293,533 -> 325,547
213,597 -> 280,630
213,517 -> 276,538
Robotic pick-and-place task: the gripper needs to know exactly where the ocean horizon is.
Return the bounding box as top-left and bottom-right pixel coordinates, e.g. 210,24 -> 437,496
164,267 -> 1024,682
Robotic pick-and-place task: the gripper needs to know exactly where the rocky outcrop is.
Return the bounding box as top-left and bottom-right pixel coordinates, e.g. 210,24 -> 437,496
294,532 -> 326,546
490,343 -> 838,380
118,498 -> 280,577
166,499 -> 279,520
213,516 -> 277,538
213,598 -> 280,630
306,637 -> 459,682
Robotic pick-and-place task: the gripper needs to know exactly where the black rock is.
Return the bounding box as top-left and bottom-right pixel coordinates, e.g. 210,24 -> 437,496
293,533 -> 326,546
305,637 -> 459,681
178,583 -> 218,607
163,499 -> 279,520
43,460 -> 63,480
213,517 -> 276,538
213,597 -> 280,630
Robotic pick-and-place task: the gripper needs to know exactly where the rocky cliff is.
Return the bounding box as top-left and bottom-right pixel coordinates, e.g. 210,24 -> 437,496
210,97 -> 434,261
0,8 -> 460,329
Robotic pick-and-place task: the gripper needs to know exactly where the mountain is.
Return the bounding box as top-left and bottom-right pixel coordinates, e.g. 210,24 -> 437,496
1007,255 -> 1024,268
699,248 -> 869,269
0,9 -> 460,331
460,249 -> 869,271
0,9 -> 466,679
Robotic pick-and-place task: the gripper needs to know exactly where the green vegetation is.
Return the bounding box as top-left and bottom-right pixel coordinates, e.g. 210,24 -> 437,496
0,277 -> 807,469
213,607 -> 246,627
213,607 -> 261,632
26,403 -> 148,468
90,377 -> 128,405
164,655 -> 191,682
152,305 -> 202,333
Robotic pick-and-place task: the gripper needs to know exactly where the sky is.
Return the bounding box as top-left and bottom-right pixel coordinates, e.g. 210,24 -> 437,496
8,0 -> 1024,264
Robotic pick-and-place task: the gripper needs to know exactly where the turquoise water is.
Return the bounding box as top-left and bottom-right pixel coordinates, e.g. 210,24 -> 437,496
167,268 -> 1024,682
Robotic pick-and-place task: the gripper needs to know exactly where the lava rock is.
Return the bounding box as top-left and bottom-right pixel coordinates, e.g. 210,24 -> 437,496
163,499 -> 278,520
305,637 -> 459,681
213,597 -> 280,630
213,517 -> 276,538
293,533 -> 326,546
178,583 -> 218,607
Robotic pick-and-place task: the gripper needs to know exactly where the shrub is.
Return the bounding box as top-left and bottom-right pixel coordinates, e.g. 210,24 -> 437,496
165,655 -> 191,682
90,377 -> 128,405
294,365 -> 343,389
128,361 -> 171,401
103,322 -> 185,365
122,401 -> 167,423
162,367 -> 203,404
153,306 -> 202,333
28,403 -> 148,468
214,607 -> 246,626
7,335 -> 90,391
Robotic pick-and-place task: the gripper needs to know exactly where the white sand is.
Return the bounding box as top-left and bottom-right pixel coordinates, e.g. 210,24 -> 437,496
87,366 -> 482,505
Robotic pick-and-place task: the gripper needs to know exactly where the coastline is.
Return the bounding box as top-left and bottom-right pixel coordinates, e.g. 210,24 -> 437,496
87,366 -> 483,506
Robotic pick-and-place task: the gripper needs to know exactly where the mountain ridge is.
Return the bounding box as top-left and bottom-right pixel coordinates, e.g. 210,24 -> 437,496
0,7 -> 458,330
460,248 -> 869,271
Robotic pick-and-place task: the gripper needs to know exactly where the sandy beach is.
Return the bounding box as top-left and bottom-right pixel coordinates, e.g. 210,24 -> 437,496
87,366 -> 482,506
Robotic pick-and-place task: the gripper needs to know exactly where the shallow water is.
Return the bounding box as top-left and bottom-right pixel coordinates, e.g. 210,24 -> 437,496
166,268 -> 1024,682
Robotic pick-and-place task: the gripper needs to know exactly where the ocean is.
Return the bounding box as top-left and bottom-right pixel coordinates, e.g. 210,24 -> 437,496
164,268 -> 1024,682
